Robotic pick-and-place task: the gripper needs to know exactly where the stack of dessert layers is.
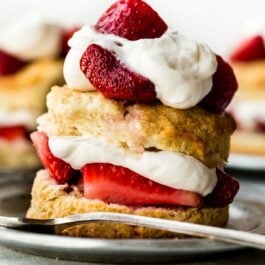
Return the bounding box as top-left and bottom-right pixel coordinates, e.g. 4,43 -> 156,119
28,86 -> 235,237
230,34 -> 265,155
27,0 -> 239,238
0,15 -> 65,168
0,59 -> 63,168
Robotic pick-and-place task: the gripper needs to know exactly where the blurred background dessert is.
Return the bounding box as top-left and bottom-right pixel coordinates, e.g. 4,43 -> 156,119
0,13 -> 79,169
229,17 -> 265,156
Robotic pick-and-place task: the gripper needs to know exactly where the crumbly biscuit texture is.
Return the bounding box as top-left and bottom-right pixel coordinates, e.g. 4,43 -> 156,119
0,59 -> 63,114
38,86 -> 236,168
27,170 -> 229,238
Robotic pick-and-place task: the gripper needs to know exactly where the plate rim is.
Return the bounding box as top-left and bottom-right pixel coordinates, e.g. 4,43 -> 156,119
227,153 -> 265,171
0,199 -> 260,258
0,180 -> 263,262
0,226 -> 243,255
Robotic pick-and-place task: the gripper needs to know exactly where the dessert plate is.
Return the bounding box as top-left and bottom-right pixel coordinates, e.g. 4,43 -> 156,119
0,167 -> 38,179
0,173 -> 264,264
227,154 -> 265,172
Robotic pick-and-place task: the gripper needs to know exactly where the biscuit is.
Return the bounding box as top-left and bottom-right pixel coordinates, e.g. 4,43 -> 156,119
0,59 -> 63,115
27,170 -> 229,238
37,86 -> 236,168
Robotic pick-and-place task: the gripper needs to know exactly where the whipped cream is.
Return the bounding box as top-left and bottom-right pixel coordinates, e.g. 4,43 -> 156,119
0,109 -> 37,129
64,26 -> 217,109
231,100 -> 265,131
49,136 -> 217,196
0,14 -> 62,61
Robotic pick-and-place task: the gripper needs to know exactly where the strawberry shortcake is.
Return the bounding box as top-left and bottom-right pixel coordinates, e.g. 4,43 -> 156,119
27,0 -> 239,238
229,35 -> 265,155
0,14 -> 78,169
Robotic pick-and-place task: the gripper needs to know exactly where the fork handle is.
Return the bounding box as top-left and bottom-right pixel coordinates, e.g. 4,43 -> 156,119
53,212 -> 265,250
111,213 -> 265,250
1,213 -> 265,250
144,216 -> 265,250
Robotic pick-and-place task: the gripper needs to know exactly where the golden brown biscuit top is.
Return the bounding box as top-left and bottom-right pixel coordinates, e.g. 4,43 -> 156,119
38,86 -> 236,168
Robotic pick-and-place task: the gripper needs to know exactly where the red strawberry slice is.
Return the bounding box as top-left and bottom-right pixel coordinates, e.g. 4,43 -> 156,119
230,35 -> 265,62
199,55 -> 238,113
61,26 -> 80,57
31,131 -> 76,184
0,126 -> 27,141
95,0 -> 168,41
0,50 -> 26,76
82,163 -> 203,207
80,44 -> 156,102
205,169 -> 239,208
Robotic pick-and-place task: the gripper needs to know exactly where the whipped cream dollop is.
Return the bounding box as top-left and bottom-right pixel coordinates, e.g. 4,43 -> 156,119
0,109 -> 37,129
64,26 -> 217,109
231,100 -> 265,131
49,136 -> 217,196
0,14 -> 62,61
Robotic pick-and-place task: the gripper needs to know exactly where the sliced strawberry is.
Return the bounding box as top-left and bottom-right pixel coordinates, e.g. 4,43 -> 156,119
82,163 -> 203,207
205,169 -> 239,208
230,35 -> 265,62
199,55 -> 238,113
0,50 -> 26,76
81,44 -> 156,102
61,26 -> 80,57
95,0 -> 168,41
0,126 -> 27,141
31,131 -> 76,184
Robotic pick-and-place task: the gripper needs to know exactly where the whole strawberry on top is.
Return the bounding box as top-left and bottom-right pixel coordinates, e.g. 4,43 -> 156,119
95,0 -> 167,40
28,0 -> 239,239
65,0 -> 237,114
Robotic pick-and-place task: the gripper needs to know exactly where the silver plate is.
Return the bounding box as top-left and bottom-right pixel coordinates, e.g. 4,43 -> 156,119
228,154 -> 265,172
0,173 -> 264,263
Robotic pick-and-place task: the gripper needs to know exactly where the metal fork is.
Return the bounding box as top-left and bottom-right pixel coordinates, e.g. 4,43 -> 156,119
0,212 -> 265,250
